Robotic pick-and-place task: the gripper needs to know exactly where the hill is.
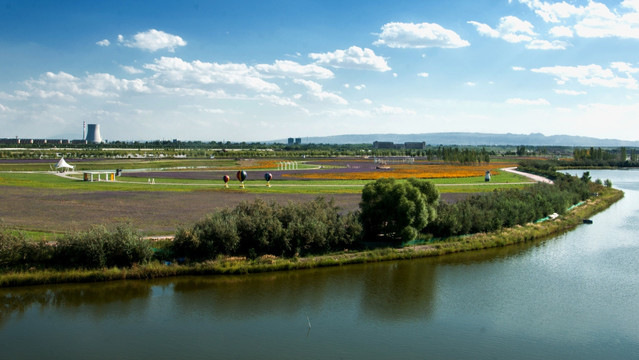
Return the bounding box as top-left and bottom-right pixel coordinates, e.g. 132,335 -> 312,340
276,132 -> 639,147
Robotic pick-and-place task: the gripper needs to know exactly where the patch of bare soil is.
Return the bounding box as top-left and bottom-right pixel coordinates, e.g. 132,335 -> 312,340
0,186 -> 469,235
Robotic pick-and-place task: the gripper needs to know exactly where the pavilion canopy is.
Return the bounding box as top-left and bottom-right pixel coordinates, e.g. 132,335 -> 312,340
55,157 -> 74,171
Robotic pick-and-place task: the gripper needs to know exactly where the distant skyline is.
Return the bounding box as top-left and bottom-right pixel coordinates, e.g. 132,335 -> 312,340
1,0 -> 638,141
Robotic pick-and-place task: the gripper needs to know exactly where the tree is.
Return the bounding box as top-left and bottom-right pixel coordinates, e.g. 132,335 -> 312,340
360,178 -> 439,243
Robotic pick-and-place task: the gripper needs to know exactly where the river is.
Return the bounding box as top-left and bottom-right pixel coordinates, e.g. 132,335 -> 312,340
1,169 -> 638,359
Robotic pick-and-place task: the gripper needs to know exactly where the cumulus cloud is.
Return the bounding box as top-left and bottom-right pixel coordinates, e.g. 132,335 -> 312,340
532,63 -> 638,89
119,29 -> 187,52
417,72 -> 430,78
22,71 -> 149,100
526,39 -> 569,50
518,0 -> 639,39
144,56 -> 280,93
549,25 -> 573,37
469,16 -> 536,43
257,94 -> 300,107
96,39 -> 110,47
512,66 -> 526,71
470,15 -> 569,49
120,65 -> 144,74
293,79 -> 348,105
373,22 -> 470,49
506,98 -> 551,105
255,60 -> 334,79
309,46 -> 391,72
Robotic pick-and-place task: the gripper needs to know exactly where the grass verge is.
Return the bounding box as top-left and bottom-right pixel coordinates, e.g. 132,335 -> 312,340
0,187 -> 623,288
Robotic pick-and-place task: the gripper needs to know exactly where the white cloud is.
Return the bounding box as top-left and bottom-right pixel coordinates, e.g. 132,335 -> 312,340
519,0 -> 639,39
96,39 -> 110,47
518,0 -> 583,23
255,60 -> 334,79
554,89 -> 587,95
120,29 -> 187,52
373,22 -> 470,49
470,15 -> 569,50
611,61 -> 639,74
293,79 -> 348,105
120,65 -> 144,74
143,56 -> 280,93
512,66 -> 526,71
258,94 -> 300,107
354,84 -> 366,90
526,39 -> 569,50
469,16 -> 536,43
417,72 -> 430,78
374,105 -> 416,115
393,73 -> 398,78
23,71 -> 149,100
506,98 -> 550,105
362,98 -> 373,105
465,82 -> 477,86
309,46 -> 391,72
532,63 -> 638,89
549,26 -> 573,37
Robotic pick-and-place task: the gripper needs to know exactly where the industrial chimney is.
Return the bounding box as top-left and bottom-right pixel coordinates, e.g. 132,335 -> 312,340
85,124 -> 103,143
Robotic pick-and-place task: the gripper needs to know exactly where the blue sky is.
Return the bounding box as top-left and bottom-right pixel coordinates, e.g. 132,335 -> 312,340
1,0 -> 638,142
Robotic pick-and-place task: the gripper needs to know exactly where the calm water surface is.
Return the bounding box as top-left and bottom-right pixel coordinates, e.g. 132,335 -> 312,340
1,169 -> 638,359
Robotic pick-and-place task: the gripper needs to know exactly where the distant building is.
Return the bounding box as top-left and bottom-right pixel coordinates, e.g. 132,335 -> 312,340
404,142 -> 426,150
288,138 -> 294,145
295,138 -> 302,145
0,138 -> 20,144
373,141 -> 395,149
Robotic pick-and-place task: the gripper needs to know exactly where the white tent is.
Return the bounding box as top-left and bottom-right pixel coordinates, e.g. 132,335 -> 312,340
55,157 -> 74,172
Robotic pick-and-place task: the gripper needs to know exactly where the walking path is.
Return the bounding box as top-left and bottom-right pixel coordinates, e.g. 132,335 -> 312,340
500,167 -> 554,184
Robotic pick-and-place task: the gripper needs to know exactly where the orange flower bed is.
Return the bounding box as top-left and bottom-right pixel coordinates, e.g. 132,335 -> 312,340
284,163 -> 515,180
238,159 -> 281,169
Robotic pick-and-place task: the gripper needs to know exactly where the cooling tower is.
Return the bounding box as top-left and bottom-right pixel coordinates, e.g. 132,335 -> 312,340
85,124 -> 102,143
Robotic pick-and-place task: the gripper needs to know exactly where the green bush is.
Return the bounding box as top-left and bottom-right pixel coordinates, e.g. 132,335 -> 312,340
0,230 -> 52,269
55,224 -> 153,269
172,197 -> 362,260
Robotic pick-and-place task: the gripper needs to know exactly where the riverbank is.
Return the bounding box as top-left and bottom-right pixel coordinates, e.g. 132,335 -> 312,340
0,187 -> 624,288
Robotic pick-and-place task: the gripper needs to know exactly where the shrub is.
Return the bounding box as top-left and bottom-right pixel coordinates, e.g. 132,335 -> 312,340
172,197 -> 362,259
0,230 -> 52,269
55,224 -> 153,269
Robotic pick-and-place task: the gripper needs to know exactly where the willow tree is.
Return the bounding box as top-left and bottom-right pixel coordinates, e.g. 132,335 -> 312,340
360,178 -> 439,243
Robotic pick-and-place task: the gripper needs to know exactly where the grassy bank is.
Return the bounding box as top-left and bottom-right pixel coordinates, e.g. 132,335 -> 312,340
0,187 -> 623,288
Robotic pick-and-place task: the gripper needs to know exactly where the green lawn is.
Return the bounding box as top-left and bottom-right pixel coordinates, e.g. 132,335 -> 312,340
0,171 -> 533,194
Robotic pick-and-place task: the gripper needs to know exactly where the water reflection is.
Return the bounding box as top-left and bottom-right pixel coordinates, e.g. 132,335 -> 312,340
359,261 -> 436,321
0,236 -> 556,328
0,281 -> 150,327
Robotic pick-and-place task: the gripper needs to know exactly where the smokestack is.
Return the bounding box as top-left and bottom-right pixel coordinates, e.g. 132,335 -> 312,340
85,124 -> 103,143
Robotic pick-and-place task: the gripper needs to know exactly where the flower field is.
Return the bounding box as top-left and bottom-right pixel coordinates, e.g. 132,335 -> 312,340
283,160 -> 518,180
121,158 -> 519,181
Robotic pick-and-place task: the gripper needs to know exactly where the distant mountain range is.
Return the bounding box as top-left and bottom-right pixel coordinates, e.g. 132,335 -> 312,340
274,132 -> 639,147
